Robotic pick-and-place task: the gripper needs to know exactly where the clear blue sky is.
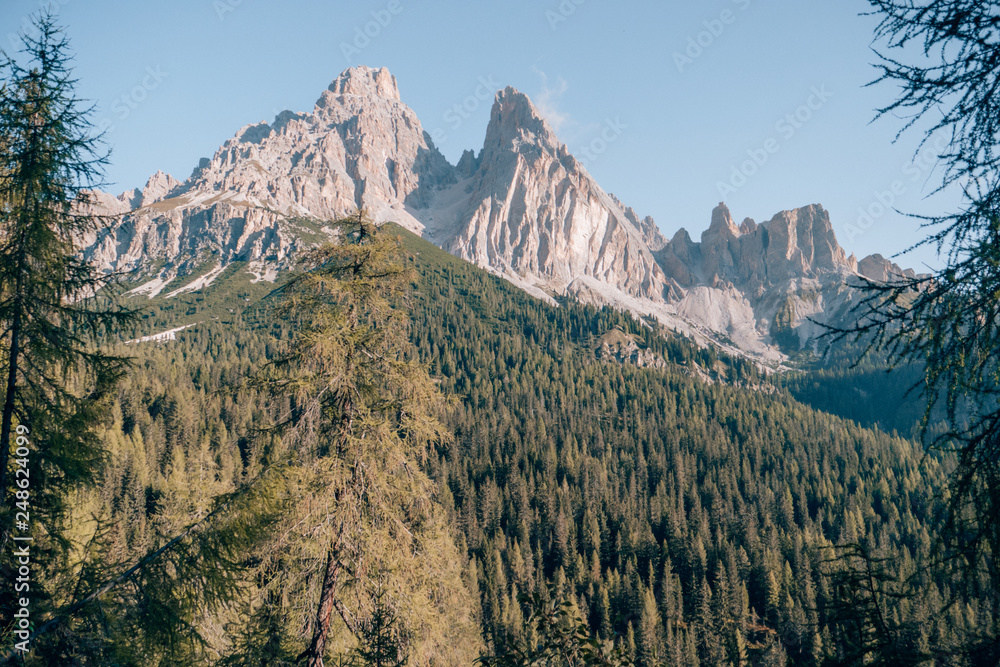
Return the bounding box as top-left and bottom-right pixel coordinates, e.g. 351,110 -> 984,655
3,0 -> 954,269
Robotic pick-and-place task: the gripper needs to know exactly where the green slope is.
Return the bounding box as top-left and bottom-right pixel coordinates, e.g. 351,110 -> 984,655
94,226 -> 984,665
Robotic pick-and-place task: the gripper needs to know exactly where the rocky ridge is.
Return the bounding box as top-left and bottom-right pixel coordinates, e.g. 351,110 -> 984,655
83,66 -> 455,295
83,66 -> 911,364
430,87 -> 670,304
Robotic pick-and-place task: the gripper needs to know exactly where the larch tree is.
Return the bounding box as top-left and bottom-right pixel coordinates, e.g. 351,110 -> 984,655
833,2 -> 1000,659
230,210 -> 480,667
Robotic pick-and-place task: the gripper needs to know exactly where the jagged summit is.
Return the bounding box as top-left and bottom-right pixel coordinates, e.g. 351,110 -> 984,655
441,84 -> 669,306
484,86 -> 561,153
665,202 -> 855,288
80,65 -> 914,364
706,203 -> 741,239
325,65 -> 400,101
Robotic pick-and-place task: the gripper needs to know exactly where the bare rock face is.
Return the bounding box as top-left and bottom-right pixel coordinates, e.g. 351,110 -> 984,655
609,193 -> 667,252
77,65 -> 914,365
661,203 -> 852,289
700,203 -> 742,281
595,328 -> 667,369
857,253 -> 915,282
764,204 -> 849,281
442,87 -> 669,303
83,66 -> 455,284
653,202 -> 884,353
655,229 -> 700,287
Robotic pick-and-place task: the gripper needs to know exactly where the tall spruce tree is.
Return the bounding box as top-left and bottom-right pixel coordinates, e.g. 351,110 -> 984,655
0,7 -> 135,630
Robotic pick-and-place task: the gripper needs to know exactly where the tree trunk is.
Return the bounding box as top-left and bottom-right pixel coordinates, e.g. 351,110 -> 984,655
0,308 -> 22,514
0,170 -> 32,517
302,546 -> 342,667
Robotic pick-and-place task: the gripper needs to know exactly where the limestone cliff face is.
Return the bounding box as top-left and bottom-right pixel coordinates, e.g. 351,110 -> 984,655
82,66 -> 454,281
654,203 -> 909,352
609,193 -> 667,252
79,65 -> 911,364
659,203 -> 852,290
443,87 -> 669,302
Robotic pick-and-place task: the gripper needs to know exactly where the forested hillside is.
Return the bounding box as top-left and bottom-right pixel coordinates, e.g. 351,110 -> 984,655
64,227 -> 987,665
781,341 -> 933,441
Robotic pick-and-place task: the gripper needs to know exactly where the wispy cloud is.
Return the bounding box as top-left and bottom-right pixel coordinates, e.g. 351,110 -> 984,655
530,66 -> 571,133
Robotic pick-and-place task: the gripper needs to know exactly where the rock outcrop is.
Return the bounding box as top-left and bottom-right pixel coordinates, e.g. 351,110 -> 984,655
595,328 -> 667,369
654,202 -> 911,354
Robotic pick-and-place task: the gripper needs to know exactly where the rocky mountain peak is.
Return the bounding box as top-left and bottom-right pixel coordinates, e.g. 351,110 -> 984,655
442,85 -> 668,304
140,170 -> 180,206
857,253 -> 916,282
705,202 -> 741,240
483,86 -> 561,155
763,204 -> 848,279
115,170 -> 180,210
660,203 -> 860,294
326,65 -> 400,101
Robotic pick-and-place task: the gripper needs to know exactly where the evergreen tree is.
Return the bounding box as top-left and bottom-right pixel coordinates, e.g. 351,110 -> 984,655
246,210 -> 480,667
0,8 -> 136,652
353,583 -> 410,667
842,4 -> 1000,654
0,10 -> 135,524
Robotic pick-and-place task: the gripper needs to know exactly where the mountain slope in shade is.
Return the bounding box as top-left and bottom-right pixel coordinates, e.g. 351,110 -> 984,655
82,66 -> 913,365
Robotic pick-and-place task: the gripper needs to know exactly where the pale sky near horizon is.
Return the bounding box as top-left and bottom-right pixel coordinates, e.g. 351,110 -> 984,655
2,0 -> 957,270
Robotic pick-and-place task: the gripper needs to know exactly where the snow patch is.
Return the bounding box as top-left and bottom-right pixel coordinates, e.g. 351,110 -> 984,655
127,323 -> 198,344
165,264 -> 226,298
127,273 -> 174,299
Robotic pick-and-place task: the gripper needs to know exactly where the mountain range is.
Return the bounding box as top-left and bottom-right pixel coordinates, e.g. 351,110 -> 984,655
83,65 -> 912,365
